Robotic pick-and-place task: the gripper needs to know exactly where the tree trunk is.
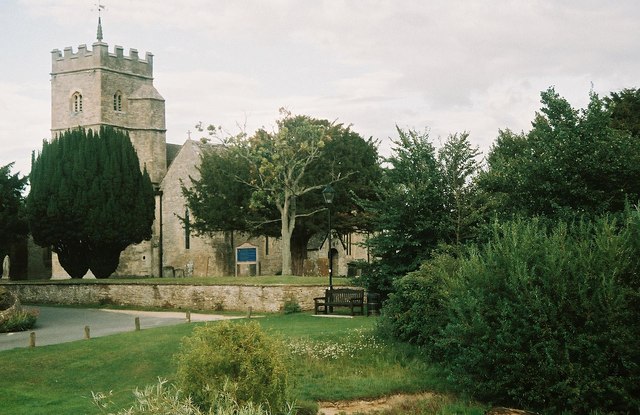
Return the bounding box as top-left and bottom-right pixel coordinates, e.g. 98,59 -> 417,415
279,196 -> 295,276
281,221 -> 293,275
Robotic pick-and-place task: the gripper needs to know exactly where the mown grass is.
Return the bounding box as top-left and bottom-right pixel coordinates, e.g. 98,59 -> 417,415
0,312 -> 485,414
2,275 -> 352,286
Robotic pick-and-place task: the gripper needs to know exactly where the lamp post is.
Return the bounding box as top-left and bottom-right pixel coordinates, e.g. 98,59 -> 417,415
322,184 -> 336,290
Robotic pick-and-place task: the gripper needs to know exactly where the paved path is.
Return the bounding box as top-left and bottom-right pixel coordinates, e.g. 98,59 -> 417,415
0,306 -> 241,352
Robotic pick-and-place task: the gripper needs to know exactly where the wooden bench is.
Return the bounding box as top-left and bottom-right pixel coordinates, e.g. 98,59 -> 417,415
314,288 -> 365,316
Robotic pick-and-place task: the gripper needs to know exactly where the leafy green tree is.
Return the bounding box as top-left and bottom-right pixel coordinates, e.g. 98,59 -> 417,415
479,87 -> 640,220
240,111 -> 335,275
437,132 -> 483,245
186,111 -> 381,276
288,126 -> 380,274
359,127 -> 447,295
27,127 -> 155,278
0,163 -> 28,261
182,144 -> 278,275
606,87 -> 640,138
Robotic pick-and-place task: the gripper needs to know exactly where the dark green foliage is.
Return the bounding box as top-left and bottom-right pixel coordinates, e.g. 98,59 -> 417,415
27,127 -> 155,278
0,163 -> 28,259
437,132 -> 484,246
183,145 -> 268,237
174,321 -> 291,412
185,118 -> 381,275
377,249 -> 458,359
357,128 -> 449,296
404,214 -> 640,414
290,126 -> 381,275
302,125 -> 382,234
479,88 -> 640,220
606,87 -> 640,138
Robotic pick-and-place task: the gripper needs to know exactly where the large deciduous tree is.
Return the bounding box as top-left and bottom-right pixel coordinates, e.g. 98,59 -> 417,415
0,163 -> 28,261
479,87 -> 640,220
359,127 -> 447,295
223,110 -> 333,276
27,127 -> 155,278
438,132 -> 484,245
185,111 -> 381,276
358,128 -> 484,296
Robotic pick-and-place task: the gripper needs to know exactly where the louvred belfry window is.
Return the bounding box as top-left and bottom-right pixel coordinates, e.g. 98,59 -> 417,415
113,91 -> 122,111
72,92 -> 83,113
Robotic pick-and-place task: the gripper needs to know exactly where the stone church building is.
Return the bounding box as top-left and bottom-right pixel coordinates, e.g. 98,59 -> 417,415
24,20 -> 369,280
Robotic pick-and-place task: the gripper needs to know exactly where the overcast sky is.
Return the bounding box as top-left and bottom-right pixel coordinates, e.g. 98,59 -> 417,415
1,0 -> 639,176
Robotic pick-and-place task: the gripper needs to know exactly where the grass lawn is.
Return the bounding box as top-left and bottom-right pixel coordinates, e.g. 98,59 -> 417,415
0,312 -> 485,414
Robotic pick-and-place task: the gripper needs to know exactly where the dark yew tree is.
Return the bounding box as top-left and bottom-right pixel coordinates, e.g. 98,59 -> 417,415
0,163 -> 28,261
27,127 -> 155,278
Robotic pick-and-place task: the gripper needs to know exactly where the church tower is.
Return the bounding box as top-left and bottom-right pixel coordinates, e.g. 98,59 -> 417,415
50,17 -> 167,183
49,18 -> 166,277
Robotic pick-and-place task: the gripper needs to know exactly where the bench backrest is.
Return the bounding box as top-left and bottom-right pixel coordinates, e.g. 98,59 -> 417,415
326,288 -> 364,303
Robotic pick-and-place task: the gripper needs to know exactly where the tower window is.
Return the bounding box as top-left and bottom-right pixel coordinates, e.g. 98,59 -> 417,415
113,91 -> 122,111
72,92 -> 83,113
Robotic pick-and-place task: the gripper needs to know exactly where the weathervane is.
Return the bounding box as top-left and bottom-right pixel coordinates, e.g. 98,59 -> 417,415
93,1 -> 106,41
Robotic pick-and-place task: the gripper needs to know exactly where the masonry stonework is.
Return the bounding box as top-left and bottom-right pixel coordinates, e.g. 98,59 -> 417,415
39,21 -> 370,281
4,283 -> 331,313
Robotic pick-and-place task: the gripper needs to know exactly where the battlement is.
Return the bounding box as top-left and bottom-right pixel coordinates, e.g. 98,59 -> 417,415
51,42 -> 154,78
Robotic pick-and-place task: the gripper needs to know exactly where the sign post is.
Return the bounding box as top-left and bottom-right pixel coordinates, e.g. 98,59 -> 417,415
235,243 -> 259,276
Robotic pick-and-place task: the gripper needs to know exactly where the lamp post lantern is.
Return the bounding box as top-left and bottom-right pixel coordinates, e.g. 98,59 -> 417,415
322,185 -> 336,290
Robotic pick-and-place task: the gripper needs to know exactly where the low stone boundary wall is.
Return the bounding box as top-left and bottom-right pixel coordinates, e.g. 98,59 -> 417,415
2,283 -> 330,313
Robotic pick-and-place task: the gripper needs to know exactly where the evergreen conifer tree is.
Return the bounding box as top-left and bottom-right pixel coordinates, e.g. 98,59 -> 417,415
0,163 -> 28,262
27,126 -> 155,278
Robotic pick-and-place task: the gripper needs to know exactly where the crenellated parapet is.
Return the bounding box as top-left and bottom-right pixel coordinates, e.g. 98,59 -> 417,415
51,42 -> 154,78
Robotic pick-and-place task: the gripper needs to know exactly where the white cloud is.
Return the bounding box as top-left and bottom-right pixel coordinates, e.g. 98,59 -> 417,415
0,82 -> 49,175
4,0 -> 640,174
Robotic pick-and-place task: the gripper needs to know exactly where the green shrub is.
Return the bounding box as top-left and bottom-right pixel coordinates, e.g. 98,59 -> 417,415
174,321 -> 291,413
282,298 -> 301,314
0,309 -> 38,333
439,216 -> 640,413
377,250 -> 458,359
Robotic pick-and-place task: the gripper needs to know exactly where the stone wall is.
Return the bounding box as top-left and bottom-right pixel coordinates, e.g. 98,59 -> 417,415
3,283 -> 332,313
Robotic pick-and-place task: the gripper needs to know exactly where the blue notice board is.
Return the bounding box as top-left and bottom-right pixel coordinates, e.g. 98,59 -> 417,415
237,247 -> 257,263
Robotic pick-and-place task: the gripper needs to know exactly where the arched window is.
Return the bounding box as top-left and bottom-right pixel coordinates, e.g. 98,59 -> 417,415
72,92 -> 83,113
113,91 -> 122,111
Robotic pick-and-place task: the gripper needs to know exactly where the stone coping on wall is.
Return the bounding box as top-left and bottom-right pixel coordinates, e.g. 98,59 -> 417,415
1,283 -> 343,313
